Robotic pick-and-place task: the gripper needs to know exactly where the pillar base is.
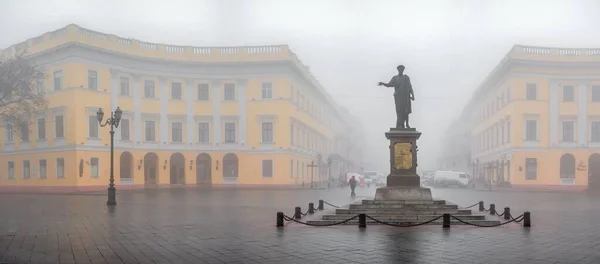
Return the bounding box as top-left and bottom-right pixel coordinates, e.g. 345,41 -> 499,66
374,186 -> 433,201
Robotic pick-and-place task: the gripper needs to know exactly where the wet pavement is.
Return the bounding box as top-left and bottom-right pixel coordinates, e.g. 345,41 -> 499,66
1,185 -> 600,263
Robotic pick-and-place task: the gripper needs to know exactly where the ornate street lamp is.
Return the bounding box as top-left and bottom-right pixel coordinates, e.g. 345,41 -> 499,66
97,106 -> 122,206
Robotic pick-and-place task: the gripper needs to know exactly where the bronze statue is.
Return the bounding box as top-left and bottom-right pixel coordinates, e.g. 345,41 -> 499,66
378,65 -> 414,129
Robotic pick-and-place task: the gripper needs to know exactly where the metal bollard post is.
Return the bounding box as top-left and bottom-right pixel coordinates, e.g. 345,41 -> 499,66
276,212 -> 284,227
442,213 -> 451,228
478,201 -> 484,212
318,200 -> 324,210
489,204 -> 496,215
294,206 -> 302,219
503,207 -> 511,220
308,203 -> 315,214
523,212 -> 531,227
358,213 -> 366,228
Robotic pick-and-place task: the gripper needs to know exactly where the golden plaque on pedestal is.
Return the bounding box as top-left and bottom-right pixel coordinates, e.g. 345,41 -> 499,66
394,142 -> 413,170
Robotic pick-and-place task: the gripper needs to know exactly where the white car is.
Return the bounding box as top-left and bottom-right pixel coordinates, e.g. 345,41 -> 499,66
432,171 -> 469,187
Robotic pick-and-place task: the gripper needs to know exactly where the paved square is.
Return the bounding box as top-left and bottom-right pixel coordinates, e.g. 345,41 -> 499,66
1,186 -> 600,263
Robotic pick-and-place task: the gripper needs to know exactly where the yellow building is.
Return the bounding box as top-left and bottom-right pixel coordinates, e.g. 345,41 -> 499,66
453,45 -> 600,191
0,24 -> 363,192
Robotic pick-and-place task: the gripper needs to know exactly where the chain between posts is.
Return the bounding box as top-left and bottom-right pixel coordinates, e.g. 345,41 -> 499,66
282,214 -> 359,226
450,214 -> 525,227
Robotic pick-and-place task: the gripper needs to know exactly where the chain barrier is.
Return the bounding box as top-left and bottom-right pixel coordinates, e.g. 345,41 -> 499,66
450,214 -> 524,227
460,202 -> 480,209
495,211 -> 505,217
365,215 -> 444,227
511,215 -> 525,223
322,201 -> 340,208
300,209 -> 310,216
282,214 -> 359,226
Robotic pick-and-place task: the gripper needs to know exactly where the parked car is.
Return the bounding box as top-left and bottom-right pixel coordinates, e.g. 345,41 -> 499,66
432,171 -> 470,188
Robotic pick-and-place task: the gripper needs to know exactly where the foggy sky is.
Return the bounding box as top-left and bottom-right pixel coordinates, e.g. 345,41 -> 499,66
2,0 -> 600,171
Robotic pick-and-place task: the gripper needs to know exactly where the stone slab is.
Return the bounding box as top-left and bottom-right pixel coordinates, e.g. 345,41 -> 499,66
374,186 -> 433,201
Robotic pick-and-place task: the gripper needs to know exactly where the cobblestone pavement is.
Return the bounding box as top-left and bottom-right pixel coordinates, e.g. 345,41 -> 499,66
1,186 -> 600,263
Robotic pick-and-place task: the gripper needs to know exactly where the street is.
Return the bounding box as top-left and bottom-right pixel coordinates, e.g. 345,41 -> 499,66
1,186 -> 600,263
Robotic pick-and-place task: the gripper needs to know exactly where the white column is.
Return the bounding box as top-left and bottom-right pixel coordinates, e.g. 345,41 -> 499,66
578,82 -> 587,146
212,80 -> 221,145
159,77 -> 169,144
237,79 -> 247,145
549,81 -> 559,146
109,69 -> 120,114
133,74 -> 142,143
186,80 -> 195,144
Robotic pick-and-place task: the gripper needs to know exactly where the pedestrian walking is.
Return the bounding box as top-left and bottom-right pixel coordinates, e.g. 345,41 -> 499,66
349,176 -> 357,197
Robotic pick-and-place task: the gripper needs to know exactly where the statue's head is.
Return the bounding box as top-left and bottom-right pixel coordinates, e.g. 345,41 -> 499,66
397,65 -> 405,74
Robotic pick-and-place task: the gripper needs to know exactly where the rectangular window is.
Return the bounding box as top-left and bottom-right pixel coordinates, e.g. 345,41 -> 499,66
262,122 -> 274,143
198,84 -> 209,100
172,122 -> 183,143
261,82 -> 273,99
37,81 -> 45,95
5,123 -> 13,143
39,160 -> 47,179
53,71 -> 62,91
56,158 -> 65,178
563,85 -> 575,102
592,121 -> 600,142
198,122 -> 209,143
120,77 -> 130,96
55,115 -> 64,138
120,118 -> 130,140
525,120 -> 537,141
88,70 -> 98,90
290,160 -> 294,178
144,80 -> 155,98
525,158 -> 537,180
562,121 -> 575,142
592,86 -> 600,102
23,160 -> 30,179
526,83 -> 537,100
262,160 -> 273,177
40,160 -> 48,179
224,122 -> 236,143
37,118 -> 46,140
290,125 -> 294,145
145,121 -> 156,142
171,82 -> 182,100
507,118 -> 511,142
90,157 -> 99,178
88,115 -> 98,138
500,122 -> 505,144
20,123 -> 29,142
224,84 -> 236,101
8,162 -> 14,179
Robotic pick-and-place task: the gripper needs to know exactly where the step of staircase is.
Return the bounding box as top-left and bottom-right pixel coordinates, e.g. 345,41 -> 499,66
322,214 -> 486,221
349,204 -> 459,210
362,200 -> 447,205
334,209 -> 472,215
298,199 -> 503,227
305,219 -> 501,226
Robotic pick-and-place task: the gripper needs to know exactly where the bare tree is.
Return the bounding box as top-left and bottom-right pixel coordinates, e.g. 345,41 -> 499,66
0,50 -> 47,138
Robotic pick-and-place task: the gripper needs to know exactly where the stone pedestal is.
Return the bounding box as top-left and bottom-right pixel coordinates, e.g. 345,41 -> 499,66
375,128 -> 432,201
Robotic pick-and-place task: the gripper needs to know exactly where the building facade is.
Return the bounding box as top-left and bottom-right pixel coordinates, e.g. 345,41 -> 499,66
452,45 -> 600,191
0,24 -> 363,192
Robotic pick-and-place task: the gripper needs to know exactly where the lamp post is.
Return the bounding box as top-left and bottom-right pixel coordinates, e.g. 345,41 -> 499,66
97,106 -> 122,206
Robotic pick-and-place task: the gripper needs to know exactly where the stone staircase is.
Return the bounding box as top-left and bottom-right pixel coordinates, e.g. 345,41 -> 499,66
306,199 -> 501,226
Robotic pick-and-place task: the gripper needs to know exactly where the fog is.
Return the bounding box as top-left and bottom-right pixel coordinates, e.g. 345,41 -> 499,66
2,0 -> 600,171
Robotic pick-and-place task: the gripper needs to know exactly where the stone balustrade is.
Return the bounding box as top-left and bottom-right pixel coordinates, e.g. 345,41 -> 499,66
4,24 -> 296,63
